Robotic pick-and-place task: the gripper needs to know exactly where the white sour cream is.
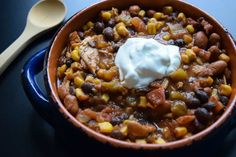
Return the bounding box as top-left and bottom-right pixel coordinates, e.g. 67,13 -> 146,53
115,38 -> 180,89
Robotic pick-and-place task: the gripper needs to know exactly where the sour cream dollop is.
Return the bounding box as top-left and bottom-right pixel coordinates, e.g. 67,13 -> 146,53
115,38 -> 180,89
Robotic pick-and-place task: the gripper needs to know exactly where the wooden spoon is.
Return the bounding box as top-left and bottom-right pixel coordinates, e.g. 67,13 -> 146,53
0,0 -> 67,75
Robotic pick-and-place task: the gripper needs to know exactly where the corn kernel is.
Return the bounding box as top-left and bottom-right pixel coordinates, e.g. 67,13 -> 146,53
169,91 -> 185,100
101,11 -> 111,22
170,68 -> 188,81
219,84 -> 232,96
85,75 -> 94,82
120,125 -> 128,136
75,88 -> 89,101
207,76 -> 214,86
163,34 -> 170,41
154,12 -> 163,20
83,25 -> 89,31
156,21 -> 165,30
103,68 -> 117,82
74,46 -> 79,51
64,68 -> 73,80
97,69 -> 105,78
155,137 -> 166,144
116,22 -> 125,28
177,12 -> 186,21
71,62 -> 79,70
138,96 -> 147,108
149,18 -> 157,23
116,25 -> 129,37
74,76 -> 84,87
181,53 -> 190,64
87,21 -> 94,28
101,94 -> 110,102
186,25 -> 195,34
93,78 -> 101,85
183,34 -> 193,44
98,122 -> 113,133
135,139 -> 147,144
175,127 -> 188,138
57,64 -> 67,78
219,54 -> 230,63
71,49 -> 80,61
138,10 -> 146,17
185,49 -> 196,61
211,88 -> 218,97
147,22 -> 157,35
163,6 -> 173,15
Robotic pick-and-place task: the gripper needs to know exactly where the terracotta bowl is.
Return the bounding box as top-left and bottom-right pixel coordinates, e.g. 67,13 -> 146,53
22,0 -> 236,151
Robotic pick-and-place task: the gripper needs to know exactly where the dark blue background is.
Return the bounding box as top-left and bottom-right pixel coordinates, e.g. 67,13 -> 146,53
0,0 -> 235,157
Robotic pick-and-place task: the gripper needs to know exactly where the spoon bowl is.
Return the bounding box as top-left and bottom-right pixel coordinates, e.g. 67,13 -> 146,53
28,0 -> 66,28
0,0 -> 66,75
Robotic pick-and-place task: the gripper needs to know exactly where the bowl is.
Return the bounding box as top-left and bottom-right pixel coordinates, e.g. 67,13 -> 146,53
22,0 -> 236,151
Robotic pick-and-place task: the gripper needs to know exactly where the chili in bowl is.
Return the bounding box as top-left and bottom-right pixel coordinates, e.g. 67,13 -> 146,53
22,0 -> 236,151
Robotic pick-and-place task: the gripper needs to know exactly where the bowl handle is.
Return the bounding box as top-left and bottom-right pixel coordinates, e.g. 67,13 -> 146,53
21,48 -> 55,126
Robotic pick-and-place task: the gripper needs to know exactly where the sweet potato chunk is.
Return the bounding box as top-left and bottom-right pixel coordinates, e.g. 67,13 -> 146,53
126,120 -> 156,138
146,88 -> 165,108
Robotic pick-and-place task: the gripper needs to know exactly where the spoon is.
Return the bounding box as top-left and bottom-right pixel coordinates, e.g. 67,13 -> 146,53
0,0 -> 67,75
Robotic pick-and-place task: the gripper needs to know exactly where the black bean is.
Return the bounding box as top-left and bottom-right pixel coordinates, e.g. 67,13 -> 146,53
166,15 -> 175,22
110,117 -> 122,125
165,90 -> 169,99
127,27 -> 135,36
77,31 -> 84,39
133,111 -> 148,123
111,113 -> 129,125
66,58 -> 73,67
186,97 -> 201,109
81,83 -> 94,94
112,44 -> 120,52
69,87 -> 75,95
94,22 -> 105,34
219,95 -> 229,106
193,119 -> 205,132
194,108 -> 211,125
174,39 -> 185,47
143,17 -> 149,24
103,27 -> 114,41
107,18 -> 116,27
202,102 -> 216,111
167,39 -> 175,45
195,89 -> 209,103
111,130 -> 126,140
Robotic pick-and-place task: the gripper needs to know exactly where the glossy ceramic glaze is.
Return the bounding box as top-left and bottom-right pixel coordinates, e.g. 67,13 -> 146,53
22,0 -> 236,151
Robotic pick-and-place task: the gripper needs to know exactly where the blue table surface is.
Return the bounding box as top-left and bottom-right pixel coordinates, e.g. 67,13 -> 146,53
0,0 -> 235,157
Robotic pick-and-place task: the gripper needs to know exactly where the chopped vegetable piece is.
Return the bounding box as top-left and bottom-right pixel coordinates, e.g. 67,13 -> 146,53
175,127 -> 188,138
98,122 -> 113,133
170,68 -> 188,81
219,84 -> 232,96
